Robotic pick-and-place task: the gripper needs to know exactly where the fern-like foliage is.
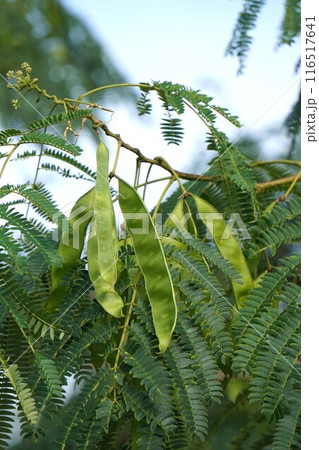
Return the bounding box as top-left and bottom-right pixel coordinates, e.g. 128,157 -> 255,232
244,198 -> 301,257
0,79 -> 300,450
273,391 -> 301,449
137,81 -> 241,146
0,206 -> 62,267
40,163 -> 94,181
40,148 -> 96,178
160,115 -> 184,146
27,110 -> 92,132
225,0 -> 266,73
136,90 -> 152,116
0,354 -> 39,426
1,183 -> 68,228
279,0 -> 301,46
226,0 -> 301,144
0,129 -> 23,145
0,202 -> 301,450
232,255 -> 301,446
209,145 -> 257,193
226,0 -> 300,72
0,369 -> 16,448
163,226 -> 242,282
19,132 -> 83,156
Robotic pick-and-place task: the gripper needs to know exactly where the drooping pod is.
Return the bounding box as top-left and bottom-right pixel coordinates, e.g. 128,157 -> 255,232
46,187 -> 95,311
86,138 -> 124,318
118,177 -> 177,353
191,193 -> 254,308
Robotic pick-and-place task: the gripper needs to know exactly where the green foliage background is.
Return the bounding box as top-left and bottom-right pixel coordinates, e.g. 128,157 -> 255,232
0,1 -> 300,449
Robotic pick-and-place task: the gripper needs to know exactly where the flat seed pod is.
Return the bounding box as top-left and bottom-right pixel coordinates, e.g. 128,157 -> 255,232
118,177 -> 177,353
87,138 -> 124,318
46,187 -> 95,311
192,194 -> 254,308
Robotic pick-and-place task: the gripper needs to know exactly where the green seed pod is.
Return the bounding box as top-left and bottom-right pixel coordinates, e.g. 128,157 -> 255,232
87,138 -> 124,318
191,194 -> 254,308
118,177 -> 177,353
46,187 -> 95,311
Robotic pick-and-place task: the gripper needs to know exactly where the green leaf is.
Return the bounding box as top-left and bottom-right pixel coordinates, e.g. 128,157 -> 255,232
27,110 -> 92,132
19,132 -> 83,155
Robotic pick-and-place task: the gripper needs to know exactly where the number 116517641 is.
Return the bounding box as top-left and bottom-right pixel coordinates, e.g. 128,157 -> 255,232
305,17 -> 316,83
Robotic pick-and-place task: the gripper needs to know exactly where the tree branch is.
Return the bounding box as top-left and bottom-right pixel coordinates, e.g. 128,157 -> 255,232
251,160 -> 301,168
89,115 -> 300,194
6,74 -> 301,196
255,175 -> 301,194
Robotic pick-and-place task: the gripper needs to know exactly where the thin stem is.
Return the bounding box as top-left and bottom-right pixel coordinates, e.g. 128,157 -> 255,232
183,99 -> 213,134
74,105 -> 90,145
279,170 -> 301,202
0,144 -> 20,179
184,197 -> 198,238
155,157 -> 186,193
112,287 -> 137,402
134,158 -> 141,188
255,174 -> 300,194
78,83 -> 152,101
112,288 -> 137,372
182,99 -> 225,145
142,164 -> 153,200
136,176 -> 172,189
62,101 -> 76,137
110,140 -> 122,178
64,98 -> 114,112
264,250 -> 272,270
152,177 -> 175,220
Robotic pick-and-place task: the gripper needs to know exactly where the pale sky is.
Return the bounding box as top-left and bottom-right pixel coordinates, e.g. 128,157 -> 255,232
62,0 -> 300,129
